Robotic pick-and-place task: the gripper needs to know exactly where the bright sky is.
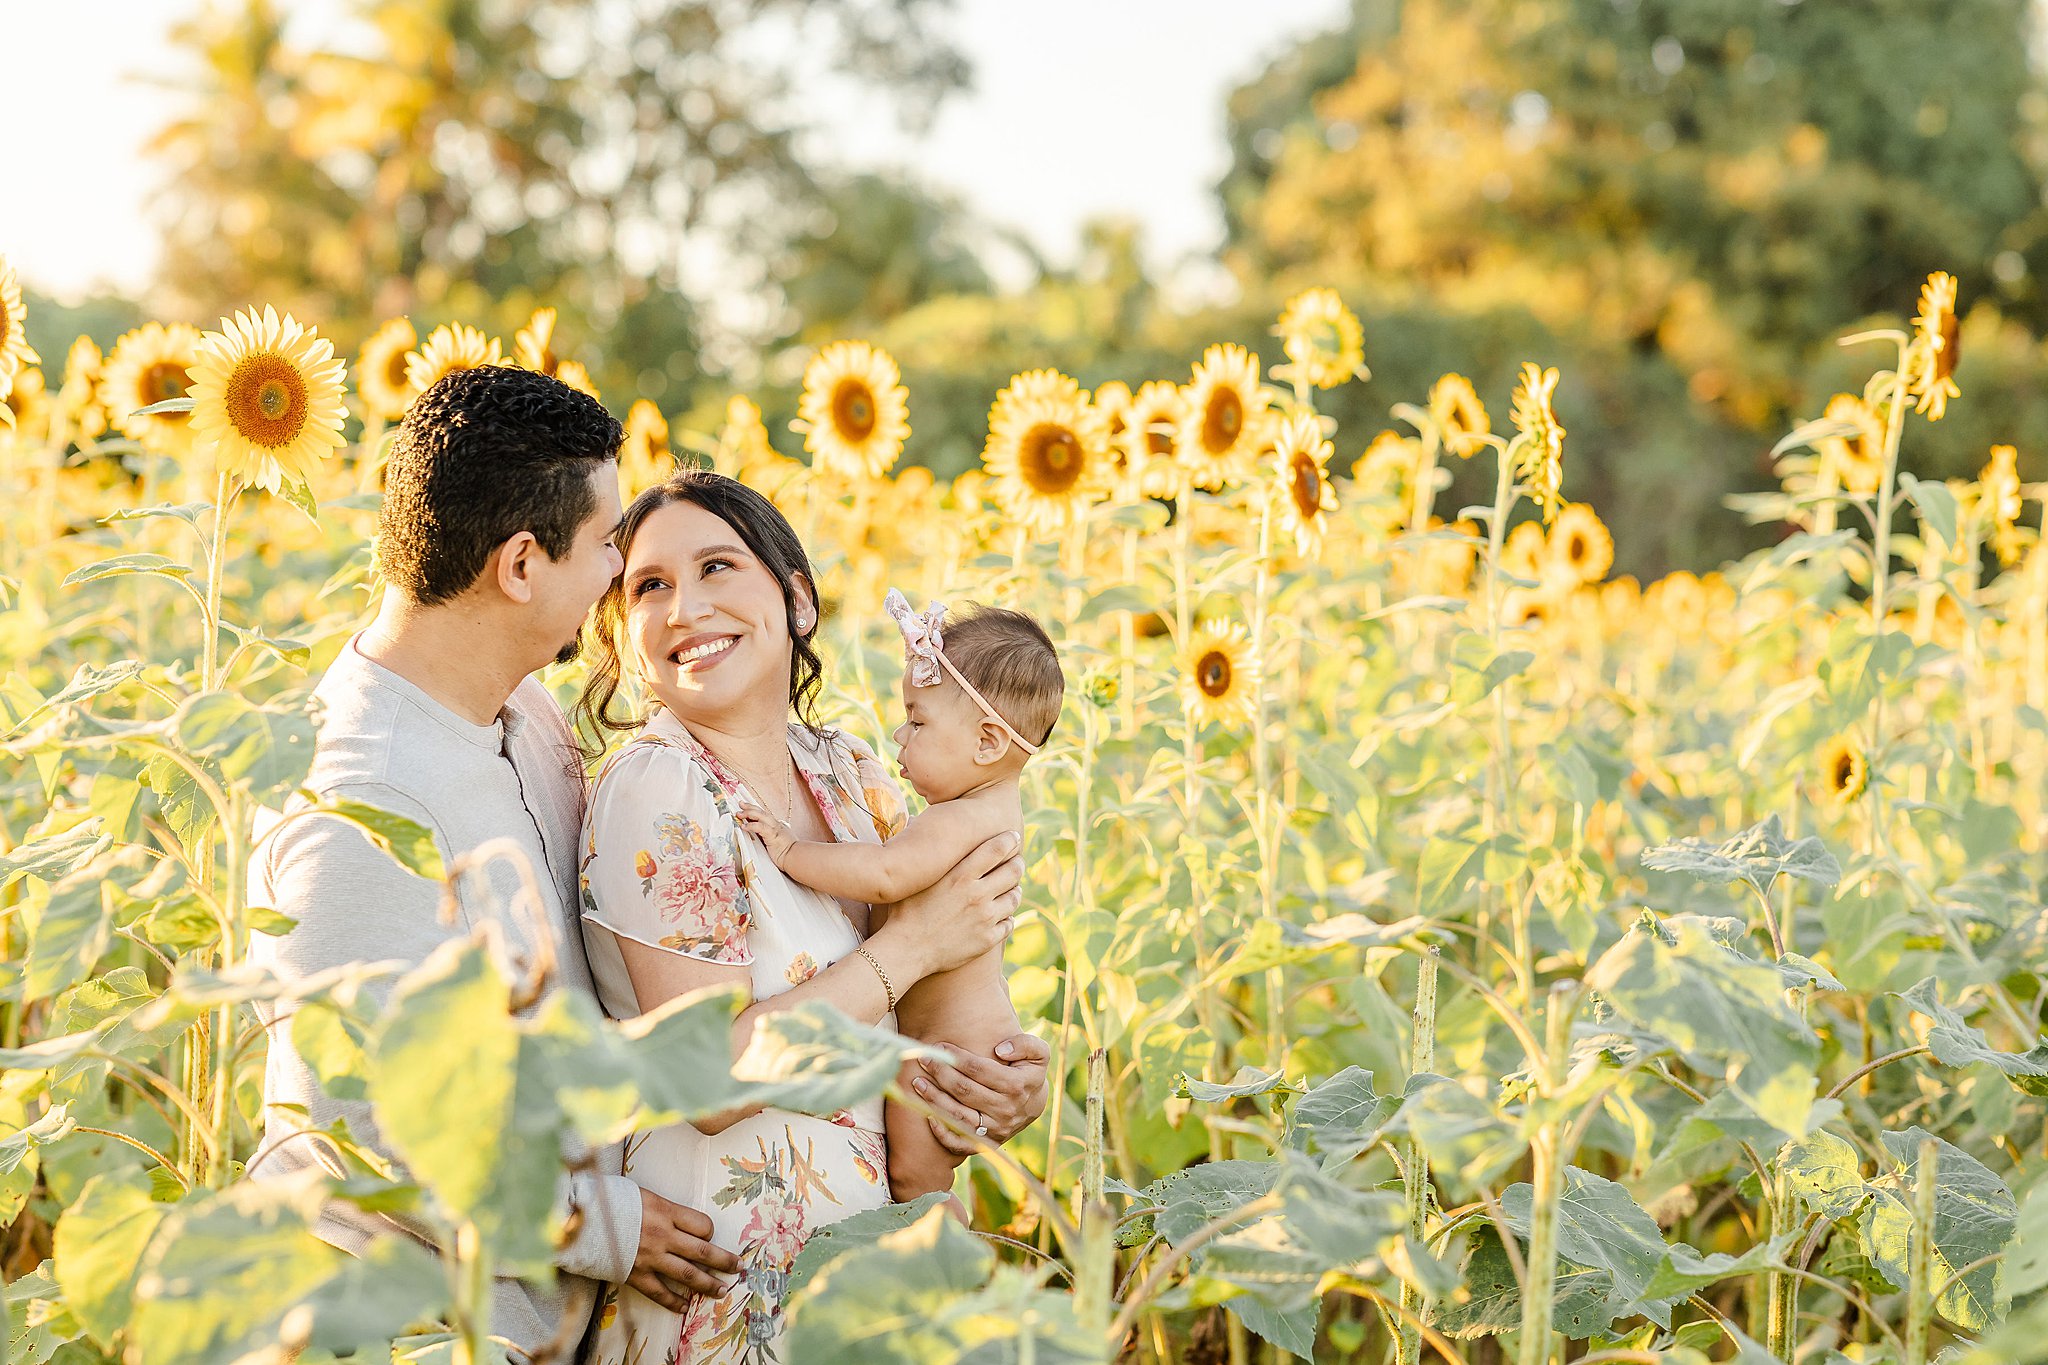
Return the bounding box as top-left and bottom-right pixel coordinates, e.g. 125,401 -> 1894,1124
5,0 -> 1349,306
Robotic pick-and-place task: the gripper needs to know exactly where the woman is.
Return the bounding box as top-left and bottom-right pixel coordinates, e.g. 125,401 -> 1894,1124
574,470 -> 1038,1363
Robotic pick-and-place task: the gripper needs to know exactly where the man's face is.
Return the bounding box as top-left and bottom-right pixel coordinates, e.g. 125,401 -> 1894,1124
544,462 -> 626,665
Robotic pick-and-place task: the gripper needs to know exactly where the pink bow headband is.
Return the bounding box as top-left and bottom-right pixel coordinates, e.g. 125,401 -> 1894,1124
884,588 -> 1040,755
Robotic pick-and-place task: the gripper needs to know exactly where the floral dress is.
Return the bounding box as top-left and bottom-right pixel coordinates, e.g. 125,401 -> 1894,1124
579,707 -> 908,1364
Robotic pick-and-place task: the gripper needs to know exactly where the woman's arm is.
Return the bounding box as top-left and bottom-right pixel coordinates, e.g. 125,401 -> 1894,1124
734,799 -> 1005,905
611,830 -> 1025,1134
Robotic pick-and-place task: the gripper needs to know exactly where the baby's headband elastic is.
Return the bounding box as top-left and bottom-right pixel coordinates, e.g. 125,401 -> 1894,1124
884,588 -> 1040,755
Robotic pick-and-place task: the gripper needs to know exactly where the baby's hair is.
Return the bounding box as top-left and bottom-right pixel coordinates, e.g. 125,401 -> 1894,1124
940,604 -> 1064,749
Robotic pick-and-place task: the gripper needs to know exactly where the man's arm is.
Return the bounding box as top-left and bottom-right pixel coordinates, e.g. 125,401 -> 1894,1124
258,792 -> 697,1291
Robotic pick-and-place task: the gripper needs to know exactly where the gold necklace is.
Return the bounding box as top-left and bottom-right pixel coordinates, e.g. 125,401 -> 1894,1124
725,746 -> 797,822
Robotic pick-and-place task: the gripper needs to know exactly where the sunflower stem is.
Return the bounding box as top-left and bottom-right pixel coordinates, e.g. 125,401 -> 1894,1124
1172,487 -> 1225,1154
1396,947 -> 1441,1365
202,468 -> 232,691
1482,438 -> 1531,1004
1251,489 -> 1284,1072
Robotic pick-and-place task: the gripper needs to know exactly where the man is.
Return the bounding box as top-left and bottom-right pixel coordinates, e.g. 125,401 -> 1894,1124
254,365 -> 1048,1357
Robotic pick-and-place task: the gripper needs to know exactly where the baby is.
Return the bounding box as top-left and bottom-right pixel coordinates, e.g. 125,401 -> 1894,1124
736,589 -> 1062,1200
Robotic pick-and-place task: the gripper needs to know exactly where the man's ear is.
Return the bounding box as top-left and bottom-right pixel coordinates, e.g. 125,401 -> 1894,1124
973,718 -> 1011,766
492,532 -> 543,605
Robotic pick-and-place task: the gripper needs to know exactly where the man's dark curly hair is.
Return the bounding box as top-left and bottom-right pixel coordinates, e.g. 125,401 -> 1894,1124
378,365 -> 623,605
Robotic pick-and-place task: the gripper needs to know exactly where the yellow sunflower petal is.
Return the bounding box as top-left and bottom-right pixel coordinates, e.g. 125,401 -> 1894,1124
1179,343 -> 1271,491
1275,287 -> 1367,390
355,318 -> 417,423
102,321 -> 205,459
795,340 -> 910,480
404,323 -> 504,406
981,369 -> 1112,530
187,305 -> 349,494
1180,618 -> 1261,728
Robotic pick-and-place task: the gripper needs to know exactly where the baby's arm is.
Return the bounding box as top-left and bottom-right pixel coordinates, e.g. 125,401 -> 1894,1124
735,798 -> 1004,904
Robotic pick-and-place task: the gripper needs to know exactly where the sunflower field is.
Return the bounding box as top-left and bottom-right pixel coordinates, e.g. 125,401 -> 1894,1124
5,253 -> 2048,1365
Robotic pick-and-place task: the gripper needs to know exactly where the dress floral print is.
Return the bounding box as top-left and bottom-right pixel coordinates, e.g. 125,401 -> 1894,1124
580,708 -> 907,1365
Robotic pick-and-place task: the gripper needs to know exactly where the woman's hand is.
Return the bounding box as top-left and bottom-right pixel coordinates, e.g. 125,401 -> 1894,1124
872,831 -> 1022,980
734,803 -> 796,862
911,1035 -> 1052,1154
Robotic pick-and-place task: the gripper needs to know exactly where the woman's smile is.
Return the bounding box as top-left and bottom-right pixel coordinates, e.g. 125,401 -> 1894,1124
672,633 -> 739,671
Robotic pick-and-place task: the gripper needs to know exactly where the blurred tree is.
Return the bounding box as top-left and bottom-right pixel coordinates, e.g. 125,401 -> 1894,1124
1205,0 -> 2048,572
149,0 -> 970,410
770,172 -> 1001,346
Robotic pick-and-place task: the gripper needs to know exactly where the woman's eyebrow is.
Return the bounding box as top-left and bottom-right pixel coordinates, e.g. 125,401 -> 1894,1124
695,542 -> 750,560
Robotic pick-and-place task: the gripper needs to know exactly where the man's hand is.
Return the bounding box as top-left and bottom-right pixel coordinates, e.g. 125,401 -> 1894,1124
627,1187 -> 740,1313
913,1034 -> 1052,1156
735,804 -> 795,862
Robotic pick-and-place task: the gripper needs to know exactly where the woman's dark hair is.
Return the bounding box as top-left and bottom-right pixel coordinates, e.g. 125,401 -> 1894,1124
575,469 -> 823,751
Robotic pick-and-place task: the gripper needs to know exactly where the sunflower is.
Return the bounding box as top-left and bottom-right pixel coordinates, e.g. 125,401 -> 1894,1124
404,323 -> 504,405
982,368 -> 1111,529
794,340 -> 910,480
1179,343 -> 1271,492
1549,503 -> 1614,584
1502,585 -> 1560,630
1429,373 -> 1490,459
1907,271 -> 1960,421
1817,393 -> 1886,495
1275,287 -> 1367,390
4,366 -> 50,441
1094,381 -> 1134,485
1510,362 -> 1566,520
1817,733 -> 1868,805
1353,429 -> 1416,487
1180,618 -> 1261,728
102,321 -> 205,458
56,337 -> 107,442
620,399 -> 673,497
1125,380 -> 1187,499
1981,443 -> 2026,566
1271,412 -> 1337,558
354,318 -> 416,423
515,307 -> 562,376
554,359 -> 601,402
1498,520 -> 1547,585
187,306 -> 348,494
715,394 -> 778,475
0,255 -> 39,395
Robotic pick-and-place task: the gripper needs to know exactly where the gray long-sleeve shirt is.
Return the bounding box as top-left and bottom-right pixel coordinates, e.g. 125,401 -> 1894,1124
251,639 -> 641,1355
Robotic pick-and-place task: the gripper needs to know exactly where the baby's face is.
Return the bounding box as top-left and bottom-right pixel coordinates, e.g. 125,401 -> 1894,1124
891,675 -> 984,803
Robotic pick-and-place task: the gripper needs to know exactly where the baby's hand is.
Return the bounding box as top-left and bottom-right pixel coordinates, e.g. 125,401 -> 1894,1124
736,803 -> 796,861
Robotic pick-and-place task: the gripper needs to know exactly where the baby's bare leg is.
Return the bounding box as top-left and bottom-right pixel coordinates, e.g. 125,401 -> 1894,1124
884,946 -> 1016,1204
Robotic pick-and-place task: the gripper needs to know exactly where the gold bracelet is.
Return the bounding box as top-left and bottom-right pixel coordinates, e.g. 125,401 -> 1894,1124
855,944 -> 898,1013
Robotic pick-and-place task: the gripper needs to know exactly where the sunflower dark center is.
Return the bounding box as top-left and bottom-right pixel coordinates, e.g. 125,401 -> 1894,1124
1197,649 -> 1231,698
1290,455 -> 1321,519
1935,315 -> 1961,382
832,378 -> 877,441
1202,390 -> 1242,453
142,362 -> 191,416
226,352 -> 308,448
1833,754 -> 1856,789
1567,531 -> 1589,563
385,348 -> 410,388
1022,423 -> 1084,494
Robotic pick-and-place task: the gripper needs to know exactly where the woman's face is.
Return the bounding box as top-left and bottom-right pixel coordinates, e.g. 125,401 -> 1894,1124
621,498 -> 810,729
